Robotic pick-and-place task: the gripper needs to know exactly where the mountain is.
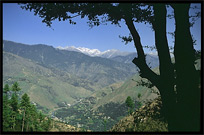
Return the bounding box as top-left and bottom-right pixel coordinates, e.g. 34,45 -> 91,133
111,52 -> 159,69
3,40 -> 161,131
57,46 -> 132,58
3,40 -> 137,88
3,52 -> 94,111
56,45 -> 159,69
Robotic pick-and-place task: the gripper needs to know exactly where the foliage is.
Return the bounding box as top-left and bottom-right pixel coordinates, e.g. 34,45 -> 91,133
125,96 -> 134,115
137,93 -> 141,99
134,118 -> 167,132
133,97 -> 168,131
3,82 -> 52,132
3,84 -> 12,131
3,84 -> 10,94
137,93 -> 142,108
124,118 -> 167,132
54,100 -> 128,131
103,119 -> 107,131
21,93 -> 30,109
110,97 -> 167,132
11,82 -> 21,95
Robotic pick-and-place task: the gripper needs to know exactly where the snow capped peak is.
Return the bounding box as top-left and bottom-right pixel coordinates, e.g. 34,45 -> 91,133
56,46 -> 132,58
77,47 -> 101,56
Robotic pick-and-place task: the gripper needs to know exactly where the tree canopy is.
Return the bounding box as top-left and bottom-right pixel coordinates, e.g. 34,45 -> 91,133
3,82 -> 52,132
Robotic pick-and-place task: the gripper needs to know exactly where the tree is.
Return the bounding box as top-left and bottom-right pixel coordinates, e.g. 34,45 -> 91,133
20,93 -> 31,131
39,111 -> 45,123
11,82 -> 21,96
10,93 -> 19,130
169,4 -> 200,131
19,3 -> 201,131
10,82 -> 21,130
137,93 -> 141,99
125,96 -> 134,115
41,117 -> 51,131
3,84 -> 12,131
137,93 -> 142,108
3,82 -> 52,132
103,119 -> 107,132
28,104 -> 39,131
3,84 -> 10,94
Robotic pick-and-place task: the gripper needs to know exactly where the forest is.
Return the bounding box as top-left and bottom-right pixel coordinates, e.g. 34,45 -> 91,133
3,82 -> 51,131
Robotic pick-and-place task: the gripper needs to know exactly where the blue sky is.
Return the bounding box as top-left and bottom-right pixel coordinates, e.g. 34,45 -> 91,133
3,3 -> 201,53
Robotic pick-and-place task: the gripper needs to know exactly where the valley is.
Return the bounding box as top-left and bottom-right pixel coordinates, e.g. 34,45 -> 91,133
2,2 -> 201,133
2,40 -> 163,131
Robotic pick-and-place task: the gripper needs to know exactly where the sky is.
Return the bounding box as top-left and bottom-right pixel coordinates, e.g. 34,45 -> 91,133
3,3 -> 201,53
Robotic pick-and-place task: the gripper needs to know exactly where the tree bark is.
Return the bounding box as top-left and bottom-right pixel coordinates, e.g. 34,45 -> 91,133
171,4 -> 200,131
152,4 -> 176,131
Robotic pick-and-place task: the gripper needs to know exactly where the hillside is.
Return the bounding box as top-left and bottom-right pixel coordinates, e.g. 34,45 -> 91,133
110,97 -> 168,132
91,73 -> 159,110
53,71 -> 159,131
3,52 -> 94,111
3,40 -> 137,88
49,119 -> 88,132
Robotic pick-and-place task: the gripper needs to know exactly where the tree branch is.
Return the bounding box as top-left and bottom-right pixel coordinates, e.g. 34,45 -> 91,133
123,10 -> 160,87
152,4 -> 174,76
68,14 -> 81,19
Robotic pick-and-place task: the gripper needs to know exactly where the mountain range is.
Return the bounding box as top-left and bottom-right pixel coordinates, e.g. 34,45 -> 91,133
3,40 -> 161,131
56,46 -> 132,58
3,40 -> 138,87
57,45 -> 159,69
3,40 -> 159,87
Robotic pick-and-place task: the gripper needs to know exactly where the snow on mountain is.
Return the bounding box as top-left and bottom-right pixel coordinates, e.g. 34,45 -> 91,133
77,47 -> 101,56
56,46 -> 132,58
57,46 -> 81,52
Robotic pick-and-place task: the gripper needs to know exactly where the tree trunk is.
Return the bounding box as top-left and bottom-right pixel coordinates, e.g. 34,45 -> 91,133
26,121 -> 29,131
123,5 -> 175,128
172,4 -> 200,131
152,4 -> 176,131
22,109 -> 26,132
123,3 -> 200,132
12,115 -> 15,130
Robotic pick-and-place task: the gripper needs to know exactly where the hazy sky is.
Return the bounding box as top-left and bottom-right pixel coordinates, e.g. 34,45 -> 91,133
3,3 -> 201,53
